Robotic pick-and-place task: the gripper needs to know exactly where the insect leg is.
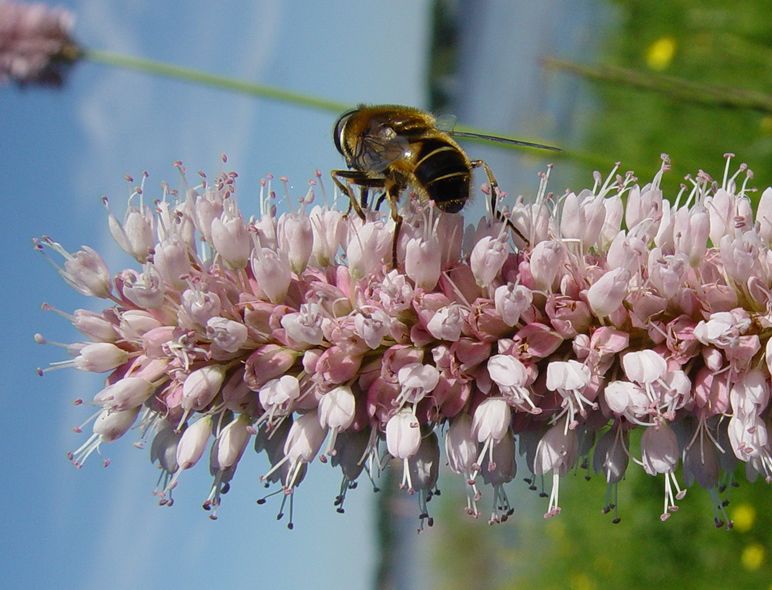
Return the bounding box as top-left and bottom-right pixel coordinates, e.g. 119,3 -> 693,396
471,159 -> 529,247
331,171 -> 386,220
385,180 -> 403,268
331,170 -> 367,220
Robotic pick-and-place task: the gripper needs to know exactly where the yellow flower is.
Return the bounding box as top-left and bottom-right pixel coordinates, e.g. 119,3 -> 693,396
646,37 -> 677,71
741,543 -> 765,571
761,115 -> 772,135
732,503 -> 756,532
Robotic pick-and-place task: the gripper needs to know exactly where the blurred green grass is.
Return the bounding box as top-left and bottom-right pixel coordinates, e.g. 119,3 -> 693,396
575,0 -> 772,193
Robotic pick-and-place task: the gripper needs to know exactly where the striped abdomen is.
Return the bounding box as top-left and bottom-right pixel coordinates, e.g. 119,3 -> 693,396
412,138 -> 470,213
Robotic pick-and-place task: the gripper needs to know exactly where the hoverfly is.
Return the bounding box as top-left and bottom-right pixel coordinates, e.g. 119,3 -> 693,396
331,104 -> 560,264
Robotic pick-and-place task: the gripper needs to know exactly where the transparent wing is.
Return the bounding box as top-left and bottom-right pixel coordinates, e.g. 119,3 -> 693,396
355,121 -> 410,173
451,130 -> 561,152
437,112 -> 561,152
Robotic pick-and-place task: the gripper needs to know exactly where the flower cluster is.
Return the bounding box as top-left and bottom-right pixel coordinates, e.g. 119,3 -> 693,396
0,1 -> 79,87
37,154 -> 771,528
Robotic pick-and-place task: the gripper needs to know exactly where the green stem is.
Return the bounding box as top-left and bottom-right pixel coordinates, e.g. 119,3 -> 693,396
544,56 -> 772,114
82,49 -> 603,162
83,48 -> 352,114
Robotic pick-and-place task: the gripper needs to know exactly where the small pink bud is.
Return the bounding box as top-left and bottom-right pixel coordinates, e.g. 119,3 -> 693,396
154,237 -> 192,290
251,247 -> 292,304
622,350 -> 667,384
641,421 -> 678,475
444,413 -> 478,474
405,236 -> 442,290
278,212 -> 313,273
283,410 -> 327,464
92,406 -> 141,442
310,206 -> 345,266
108,205 -> 154,263
119,266 -> 165,309
211,206 -> 251,269
529,241 -> 563,292
181,364 -> 227,411
62,246 -> 112,298
215,414 -> 252,469
176,415 -> 213,470
586,267 -> 630,318
73,342 -> 128,372
94,377 -> 154,411
426,304 -> 464,342
469,236 -> 508,288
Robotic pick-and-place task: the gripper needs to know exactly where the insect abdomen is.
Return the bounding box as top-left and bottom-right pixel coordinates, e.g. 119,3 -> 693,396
413,138 -> 470,213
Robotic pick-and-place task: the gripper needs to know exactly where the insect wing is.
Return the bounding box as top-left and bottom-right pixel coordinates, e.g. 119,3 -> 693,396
356,121 -> 410,173
451,130 -> 561,152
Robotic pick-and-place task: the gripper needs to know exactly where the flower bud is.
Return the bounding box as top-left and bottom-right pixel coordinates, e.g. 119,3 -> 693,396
211,208 -> 251,269
73,342 -> 128,372
94,377 -> 154,411
469,236 -> 507,288
91,406 -> 139,442
215,414 -> 252,469
176,415 -> 213,470
154,237 -> 192,290
181,364 -> 227,411
278,212 -> 313,274
251,247 -> 292,304
405,236 -> 441,290
587,267 -> 630,318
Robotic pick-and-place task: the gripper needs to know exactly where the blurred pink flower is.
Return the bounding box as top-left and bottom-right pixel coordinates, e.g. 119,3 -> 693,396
0,0 -> 79,86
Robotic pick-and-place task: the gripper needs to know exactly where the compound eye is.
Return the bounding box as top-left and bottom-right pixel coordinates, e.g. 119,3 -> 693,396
333,109 -> 356,156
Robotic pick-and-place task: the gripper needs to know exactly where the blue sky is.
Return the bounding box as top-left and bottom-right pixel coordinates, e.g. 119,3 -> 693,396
0,2 -> 432,589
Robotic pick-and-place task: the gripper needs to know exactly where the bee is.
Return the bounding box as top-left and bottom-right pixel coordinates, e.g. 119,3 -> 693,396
331,104 -> 559,264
